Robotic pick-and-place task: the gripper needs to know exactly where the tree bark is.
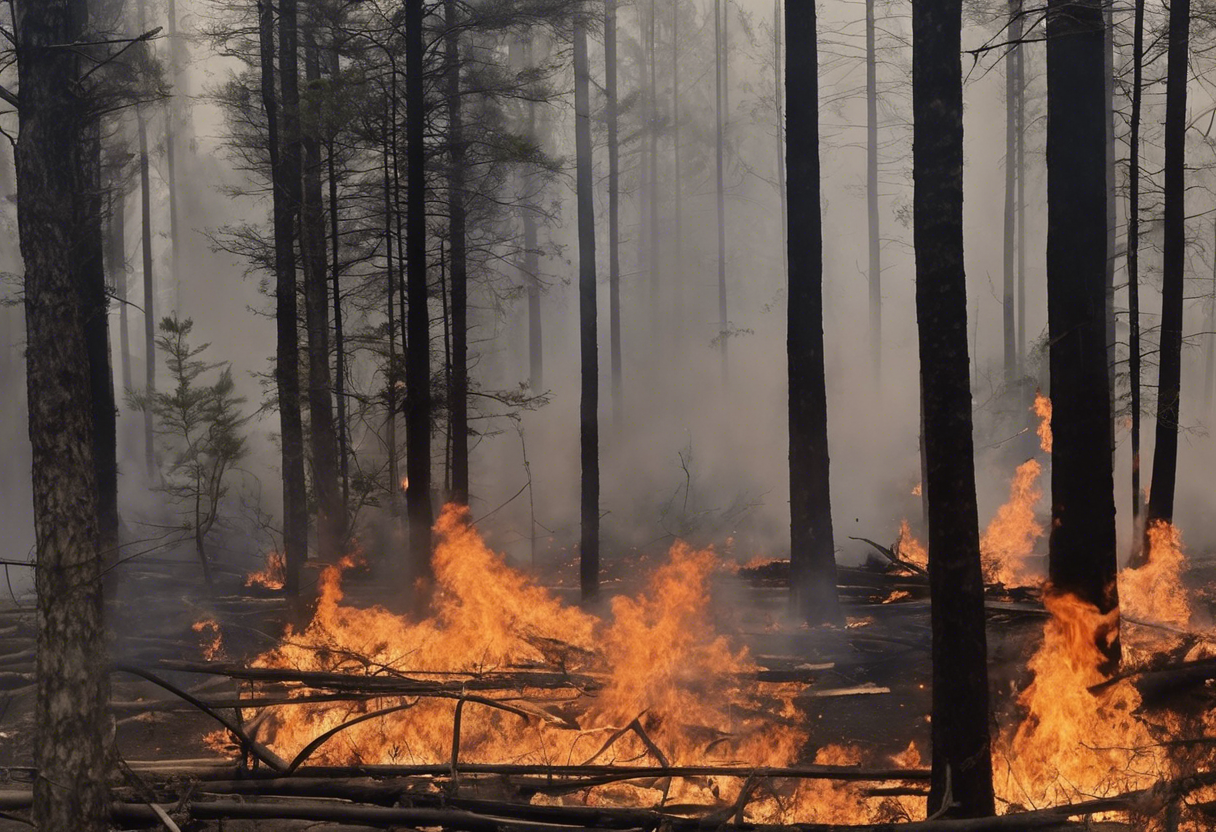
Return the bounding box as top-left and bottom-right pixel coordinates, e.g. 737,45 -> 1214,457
1104,0 -> 1117,445
866,0 -> 881,383
382,111 -> 400,519
1045,0 -> 1120,668
302,23 -> 343,560
715,0 -> 728,377
260,0 -> 308,595
405,0 -> 434,582
328,41 -> 349,514
1127,0 -> 1145,555
166,0 -> 180,312
446,0 -> 469,505
1002,0 -> 1020,387
1145,0 -> 1190,543
648,0 -> 660,347
110,183 -> 132,393
785,1 -> 840,626
574,16 -> 599,600
1015,23 -> 1026,377
524,39 -> 542,392
16,0 -> 111,827
136,99 -> 155,478
606,0 -> 622,427
911,0 -> 995,815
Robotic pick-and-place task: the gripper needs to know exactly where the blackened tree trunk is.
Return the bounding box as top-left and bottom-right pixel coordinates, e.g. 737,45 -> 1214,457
405,0 -> 434,580
1127,0 -> 1145,555
785,1 -> 840,625
648,0 -> 659,343
524,39 -> 542,392
166,0 -> 180,310
606,0 -> 622,426
574,15 -> 599,600
773,0 -> 785,276
302,24 -> 343,560
137,106 -> 155,477
673,1 -> 684,347
260,0 -> 307,595
445,0 -> 469,505
1145,0 -> 1190,544
16,0 -> 111,827
81,131 -> 118,551
110,183 -> 132,392
1104,0 -> 1117,442
1002,0 -> 1020,386
715,0 -> 728,377
382,113 -> 400,518
329,42 -> 349,512
866,0 -> 881,382
1045,0 -> 1120,668
1207,221 -> 1216,420
911,0 -> 995,816
1015,27 -> 1026,375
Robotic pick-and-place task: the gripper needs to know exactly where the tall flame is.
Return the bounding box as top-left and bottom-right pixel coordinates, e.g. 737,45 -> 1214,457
1033,391 -> 1052,453
1120,521 -> 1191,629
980,459 -> 1043,588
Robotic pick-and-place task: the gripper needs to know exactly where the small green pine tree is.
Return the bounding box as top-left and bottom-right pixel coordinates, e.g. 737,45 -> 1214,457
131,317 -> 247,587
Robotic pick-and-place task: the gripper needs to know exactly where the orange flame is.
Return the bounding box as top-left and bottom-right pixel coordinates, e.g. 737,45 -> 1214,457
1033,391 -> 1052,453
245,551 -> 286,591
192,618 -> 225,662
1120,520 -> 1191,629
980,459 -> 1044,588
895,519 -> 928,570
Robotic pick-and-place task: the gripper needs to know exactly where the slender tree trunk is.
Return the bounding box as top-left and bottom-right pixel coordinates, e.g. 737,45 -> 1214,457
648,0 -> 659,342
715,0 -> 728,377
302,25 -> 343,560
1045,0 -> 1120,669
17,0 -> 111,826
1207,221 -> 1216,421
574,15 -> 599,600
1015,24 -> 1026,376
1104,0 -> 1117,451
911,0 -> 995,815
774,0 -> 786,277
606,0 -> 622,426
785,1 -> 840,626
674,0 -> 684,347
136,98 -> 155,478
405,0 -> 434,581
110,184 -> 132,392
1145,0 -> 1190,543
525,37 -> 543,392
1002,0 -> 1020,387
329,42 -> 349,514
82,131 -> 118,553
1127,0 -> 1144,556
165,0 -> 180,312
866,0 -> 881,382
382,114 -> 400,518
439,244 -> 452,496
260,0 -> 307,595
445,0 -> 469,505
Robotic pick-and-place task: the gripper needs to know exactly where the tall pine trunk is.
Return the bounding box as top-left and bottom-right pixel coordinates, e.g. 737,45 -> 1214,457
405,0 -> 434,580
382,114 -> 400,519
1002,0 -> 1019,387
1045,0 -> 1120,668
574,15 -> 599,600
1015,17 -> 1026,375
866,0 -> 881,381
446,0 -> 469,505
785,1 -> 840,625
17,0 -> 111,826
302,24 -> 343,559
1145,0 -> 1190,544
606,0 -> 622,426
525,37 -> 543,391
774,0 -> 786,276
328,41 -> 349,513
911,0 -> 995,815
1127,0 -> 1145,554
110,183 -> 132,392
136,105 -> 155,477
715,0 -> 728,377
648,0 -> 659,344
165,0 -> 180,311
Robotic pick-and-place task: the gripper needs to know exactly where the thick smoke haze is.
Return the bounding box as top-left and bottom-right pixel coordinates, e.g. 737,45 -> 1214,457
1,0 -> 1215,589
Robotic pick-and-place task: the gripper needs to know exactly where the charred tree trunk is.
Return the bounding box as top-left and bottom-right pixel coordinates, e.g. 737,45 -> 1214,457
574,16 -> 599,600
785,1 -> 840,626
910,0 -> 995,816
866,0 -> 881,382
260,0 -> 307,595
165,0 -> 180,311
328,42 -> 349,513
382,113 -> 400,518
1045,0 -> 1120,667
1104,0 -> 1117,444
525,37 -> 543,392
606,0 -> 622,426
405,0 -> 434,581
1002,0 -> 1020,387
136,104 -> 154,478
1015,15 -> 1026,376
82,131 -> 118,555
445,0 -> 469,505
16,0 -> 111,827
1127,0 -> 1145,555
673,0 -> 684,348
302,25 -> 343,560
110,183 -> 132,392
648,0 -> 659,344
1145,0 -> 1190,544
715,0 -> 728,377
1207,221 -> 1216,420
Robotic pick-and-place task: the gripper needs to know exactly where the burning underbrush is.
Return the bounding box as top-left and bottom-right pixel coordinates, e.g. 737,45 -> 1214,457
210,505 -> 926,823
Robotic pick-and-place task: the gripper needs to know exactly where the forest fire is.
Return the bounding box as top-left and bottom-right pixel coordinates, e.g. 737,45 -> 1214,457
244,550 -> 286,591
980,459 -> 1044,587
1034,391 -> 1053,453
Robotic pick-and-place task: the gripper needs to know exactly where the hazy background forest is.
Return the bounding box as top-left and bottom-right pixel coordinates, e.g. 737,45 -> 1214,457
2,0 -> 1214,589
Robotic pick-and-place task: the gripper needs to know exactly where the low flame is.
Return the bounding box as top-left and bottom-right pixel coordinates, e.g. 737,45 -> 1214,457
980,459 -> 1043,588
192,618 -> 225,662
245,551 -> 286,591
1120,520 -> 1191,629
1033,391 -> 1052,453
895,519 -> 928,570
